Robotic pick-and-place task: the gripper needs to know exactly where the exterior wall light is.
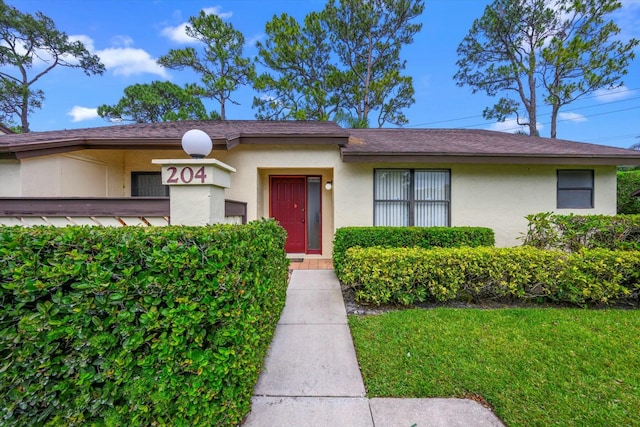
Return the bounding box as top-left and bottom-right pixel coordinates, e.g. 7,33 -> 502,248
181,129 -> 212,158
325,181 -> 333,190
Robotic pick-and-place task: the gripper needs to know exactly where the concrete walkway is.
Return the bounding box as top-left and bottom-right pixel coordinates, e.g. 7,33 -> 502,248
242,270 -> 505,427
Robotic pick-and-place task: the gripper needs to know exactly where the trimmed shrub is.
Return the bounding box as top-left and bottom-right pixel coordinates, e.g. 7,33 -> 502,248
332,226 -> 494,279
341,246 -> 640,306
618,170 -> 640,214
522,212 -> 640,252
0,219 -> 289,426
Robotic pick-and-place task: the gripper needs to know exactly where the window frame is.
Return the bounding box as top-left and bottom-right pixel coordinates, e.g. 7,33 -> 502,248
556,169 -> 594,209
373,168 -> 451,227
131,172 -> 169,197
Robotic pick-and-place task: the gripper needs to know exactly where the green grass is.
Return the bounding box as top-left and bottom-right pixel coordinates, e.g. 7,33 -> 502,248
349,308 -> 640,427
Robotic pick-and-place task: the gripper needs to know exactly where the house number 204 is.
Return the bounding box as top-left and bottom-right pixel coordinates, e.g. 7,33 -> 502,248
166,166 -> 207,184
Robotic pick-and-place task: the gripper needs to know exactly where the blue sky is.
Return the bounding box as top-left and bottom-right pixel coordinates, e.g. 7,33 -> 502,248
6,0 -> 640,148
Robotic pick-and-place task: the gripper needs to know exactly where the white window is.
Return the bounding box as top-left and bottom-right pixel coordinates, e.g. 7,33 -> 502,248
374,169 -> 450,226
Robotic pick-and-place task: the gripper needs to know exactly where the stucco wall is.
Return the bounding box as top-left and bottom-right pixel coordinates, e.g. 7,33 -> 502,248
452,164 -> 616,246
5,146 -> 618,252
21,155 -> 106,197
0,160 -> 21,196
333,162 -> 617,247
19,152 -> 126,197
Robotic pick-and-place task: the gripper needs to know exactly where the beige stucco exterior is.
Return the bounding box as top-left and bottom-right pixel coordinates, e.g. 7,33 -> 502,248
0,159 -> 21,196
451,164 -> 616,246
1,144 -> 619,255
330,161 -> 616,247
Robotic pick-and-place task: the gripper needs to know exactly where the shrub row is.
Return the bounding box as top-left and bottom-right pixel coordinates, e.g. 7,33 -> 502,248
522,212 -> 640,252
0,219 -> 289,426
341,246 -> 640,306
332,226 -> 495,279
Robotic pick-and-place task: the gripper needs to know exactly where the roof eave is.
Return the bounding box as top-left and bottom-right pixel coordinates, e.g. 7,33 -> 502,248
4,137 -> 230,159
238,134 -> 349,146
3,132 -> 350,159
340,152 -> 640,166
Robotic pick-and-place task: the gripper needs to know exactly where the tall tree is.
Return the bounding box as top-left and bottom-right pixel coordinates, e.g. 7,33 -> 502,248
323,0 -> 424,127
541,0 -> 638,138
0,1 -> 104,132
253,12 -> 340,121
454,0 -> 637,138
157,10 -> 254,120
97,80 -> 217,123
253,0 -> 424,128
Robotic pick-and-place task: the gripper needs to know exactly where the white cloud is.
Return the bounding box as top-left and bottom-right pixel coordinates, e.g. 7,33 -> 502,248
246,33 -> 265,48
487,117 -> 543,134
69,34 -> 96,52
111,35 -> 134,48
96,47 -> 169,78
593,85 -> 634,102
53,34 -> 97,66
161,22 -> 194,43
558,112 -> 587,122
203,6 -> 232,19
36,33 -> 168,79
68,106 -> 98,122
161,6 -> 233,43
4,34 -> 95,67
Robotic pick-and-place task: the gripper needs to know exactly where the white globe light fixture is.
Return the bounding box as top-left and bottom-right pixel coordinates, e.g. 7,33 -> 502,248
181,129 -> 212,158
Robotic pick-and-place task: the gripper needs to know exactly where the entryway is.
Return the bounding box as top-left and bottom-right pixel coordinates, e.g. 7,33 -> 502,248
270,176 -> 322,254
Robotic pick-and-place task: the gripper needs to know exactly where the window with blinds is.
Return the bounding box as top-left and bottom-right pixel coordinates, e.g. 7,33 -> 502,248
131,172 -> 169,197
374,169 -> 450,226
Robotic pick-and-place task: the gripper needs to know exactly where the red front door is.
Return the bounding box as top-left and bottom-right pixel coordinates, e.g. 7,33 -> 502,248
271,177 -> 306,253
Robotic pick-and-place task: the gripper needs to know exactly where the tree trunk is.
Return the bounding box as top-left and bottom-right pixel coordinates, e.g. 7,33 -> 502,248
527,49 -> 537,137
20,91 -> 30,133
550,104 -> 559,138
220,101 -> 226,121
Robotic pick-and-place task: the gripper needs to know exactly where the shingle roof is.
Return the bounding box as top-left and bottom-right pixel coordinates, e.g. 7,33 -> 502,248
0,120 -> 349,159
341,128 -> 640,165
1,120 -> 348,142
2,121 -> 639,165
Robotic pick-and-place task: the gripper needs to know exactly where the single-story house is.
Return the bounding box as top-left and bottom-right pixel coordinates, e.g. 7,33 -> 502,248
2,120 -> 640,257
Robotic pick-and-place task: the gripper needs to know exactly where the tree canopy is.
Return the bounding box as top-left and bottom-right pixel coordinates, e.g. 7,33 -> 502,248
0,0 -> 104,132
97,81 -> 217,123
254,0 -> 424,127
253,12 -> 340,121
157,11 -> 254,120
454,0 -> 638,138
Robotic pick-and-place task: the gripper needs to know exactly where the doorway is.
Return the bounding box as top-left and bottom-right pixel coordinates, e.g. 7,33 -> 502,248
270,176 -> 322,254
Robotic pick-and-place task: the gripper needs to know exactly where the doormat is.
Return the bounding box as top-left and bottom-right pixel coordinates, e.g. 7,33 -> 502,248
289,258 -> 304,262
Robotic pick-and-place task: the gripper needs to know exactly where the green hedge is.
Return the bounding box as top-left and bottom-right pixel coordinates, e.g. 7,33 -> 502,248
332,226 -> 494,280
341,246 -> 640,306
618,170 -> 640,214
522,212 -> 640,252
0,219 -> 289,426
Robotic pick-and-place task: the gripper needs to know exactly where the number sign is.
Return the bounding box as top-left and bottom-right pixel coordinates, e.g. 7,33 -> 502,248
162,166 -> 212,185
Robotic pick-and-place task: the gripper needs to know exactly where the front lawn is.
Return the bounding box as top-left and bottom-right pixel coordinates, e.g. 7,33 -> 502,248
349,308 -> 640,426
